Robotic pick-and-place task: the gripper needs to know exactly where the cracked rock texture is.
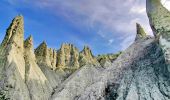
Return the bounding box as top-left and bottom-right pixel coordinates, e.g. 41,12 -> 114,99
146,0 -> 170,71
51,37 -> 170,100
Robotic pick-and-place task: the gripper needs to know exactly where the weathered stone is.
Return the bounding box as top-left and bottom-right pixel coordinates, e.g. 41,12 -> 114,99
24,36 -> 53,100
79,46 -> 99,66
1,15 -> 24,48
56,43 -> 79,69
135,23 -> 147,41
0,15 -> 30,100
146,0 -> 170,71
48,48 -> 57,70
35,41 -> 54,69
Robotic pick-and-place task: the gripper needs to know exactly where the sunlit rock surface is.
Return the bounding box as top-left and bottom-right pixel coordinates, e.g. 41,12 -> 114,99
24,36 -> 52,100
0,16 -> 30,100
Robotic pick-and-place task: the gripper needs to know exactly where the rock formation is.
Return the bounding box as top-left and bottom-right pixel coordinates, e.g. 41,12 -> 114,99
0,15 -> 30,100
1,0 -> 170,100
48,48 -> 57,70
79,46 -> 99,66
35,41 -> 52,68
24,36 -> 52,100
146,0 -> 170,71
135,23 -> 147,41
56,43 -> 79,69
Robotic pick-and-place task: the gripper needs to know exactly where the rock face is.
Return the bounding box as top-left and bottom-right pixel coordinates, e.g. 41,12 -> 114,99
35,42 -> 52,69
56,43 -> 79,69
24,36 -> 52,100
146,0 -> 170,71
135,23 -> 147,41
79,46 -> 99,66
0,16 -> 30,100
52,37 -> 170,100
0,16 -> 64,100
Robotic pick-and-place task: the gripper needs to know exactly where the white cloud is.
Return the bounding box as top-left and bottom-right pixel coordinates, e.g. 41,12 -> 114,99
108,39 -> 114,45
161,0 -> 170,10
7,0 -> 155,50
130,6 -> 146,14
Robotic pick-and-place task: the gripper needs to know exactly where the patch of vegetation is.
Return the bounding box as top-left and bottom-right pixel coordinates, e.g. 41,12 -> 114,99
97,51 -> 122,62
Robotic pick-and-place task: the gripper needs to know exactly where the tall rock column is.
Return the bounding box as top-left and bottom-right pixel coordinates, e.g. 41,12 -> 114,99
24,36 -> 52,100
79,46 -> 99,67
0,16 -> 30,100
56,43 -> 79,69
135,23 -> 147,41
146,0 -> 170,71
35,41 -> 55,69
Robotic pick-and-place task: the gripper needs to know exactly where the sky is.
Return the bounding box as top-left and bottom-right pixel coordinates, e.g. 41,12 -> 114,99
0,0 -> 170,55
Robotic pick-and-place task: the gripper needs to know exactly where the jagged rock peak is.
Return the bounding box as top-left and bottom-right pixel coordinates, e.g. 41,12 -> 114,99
35,41 -> 57,69
56,43 -> 79,69
79,45 -> 99,66
35,41 -> 48,57
34,41 -> 49,65
135,23 -> 147,41
24,35 -> 33,49
1,15 -> 24,48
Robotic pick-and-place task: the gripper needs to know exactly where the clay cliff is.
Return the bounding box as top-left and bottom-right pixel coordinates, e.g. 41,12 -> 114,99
0,0 -> 170,100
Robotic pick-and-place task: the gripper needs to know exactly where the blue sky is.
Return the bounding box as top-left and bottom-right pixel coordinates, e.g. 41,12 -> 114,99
0,0 -> 169,55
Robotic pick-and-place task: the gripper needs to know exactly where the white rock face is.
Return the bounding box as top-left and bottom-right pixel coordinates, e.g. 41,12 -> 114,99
0,15 -> 30,100
24,36 -> 53,100
0,16 -> 65,100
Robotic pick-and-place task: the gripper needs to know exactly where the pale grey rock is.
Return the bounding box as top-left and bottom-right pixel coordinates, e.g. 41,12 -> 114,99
24,36 -> 53,100
74,38 -> 170,100
0,15 -> 30,100
51,64 -> 104,100
146,0 -> 170,71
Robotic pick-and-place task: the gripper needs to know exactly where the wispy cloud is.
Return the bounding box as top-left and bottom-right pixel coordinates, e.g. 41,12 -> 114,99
5,0 -> 156,51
